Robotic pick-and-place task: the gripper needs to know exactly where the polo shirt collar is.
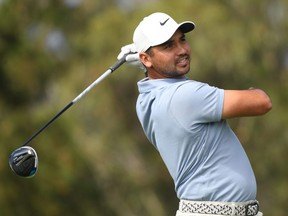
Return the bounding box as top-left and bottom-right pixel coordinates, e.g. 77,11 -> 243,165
137,77 -> 188,93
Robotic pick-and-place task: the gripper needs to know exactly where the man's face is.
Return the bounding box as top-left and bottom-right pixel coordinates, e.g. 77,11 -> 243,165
140,29 -> 191,79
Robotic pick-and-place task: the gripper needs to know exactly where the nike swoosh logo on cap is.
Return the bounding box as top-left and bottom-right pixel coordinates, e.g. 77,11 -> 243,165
160,18 -> 170,26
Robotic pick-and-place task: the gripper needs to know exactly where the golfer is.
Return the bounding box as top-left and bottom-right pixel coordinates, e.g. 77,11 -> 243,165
118,12 -> 272,216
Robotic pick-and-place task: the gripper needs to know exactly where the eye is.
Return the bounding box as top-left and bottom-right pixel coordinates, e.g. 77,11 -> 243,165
180,35 -> 186,42
165,43 -> 173,48
163,41 -> 174,49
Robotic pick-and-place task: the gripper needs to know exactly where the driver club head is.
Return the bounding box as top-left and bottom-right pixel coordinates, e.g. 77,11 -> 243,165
9,146 -> 38,178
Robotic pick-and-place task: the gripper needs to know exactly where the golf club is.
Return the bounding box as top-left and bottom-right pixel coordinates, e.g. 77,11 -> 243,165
9,53 -> 131,177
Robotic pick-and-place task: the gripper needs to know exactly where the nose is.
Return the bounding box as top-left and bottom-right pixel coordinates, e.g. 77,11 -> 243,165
176,42 -> 190,55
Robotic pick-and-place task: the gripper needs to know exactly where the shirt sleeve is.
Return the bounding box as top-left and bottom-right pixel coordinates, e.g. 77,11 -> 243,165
169,81 -> 224,127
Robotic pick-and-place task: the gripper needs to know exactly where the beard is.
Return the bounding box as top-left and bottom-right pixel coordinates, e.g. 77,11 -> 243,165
152,54 -> 190,78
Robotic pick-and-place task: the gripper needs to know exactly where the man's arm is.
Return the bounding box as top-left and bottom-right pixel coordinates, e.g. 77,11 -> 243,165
222,88 -> 272,119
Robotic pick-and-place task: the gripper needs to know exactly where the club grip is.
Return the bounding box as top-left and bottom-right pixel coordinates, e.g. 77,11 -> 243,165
109,52 -> 137,72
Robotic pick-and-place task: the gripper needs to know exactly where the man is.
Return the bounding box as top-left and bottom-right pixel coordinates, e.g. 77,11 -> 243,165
118,12 -> 272,216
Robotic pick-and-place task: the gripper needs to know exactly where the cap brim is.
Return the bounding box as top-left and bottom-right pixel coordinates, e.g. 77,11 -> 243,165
178,21 -> 195,33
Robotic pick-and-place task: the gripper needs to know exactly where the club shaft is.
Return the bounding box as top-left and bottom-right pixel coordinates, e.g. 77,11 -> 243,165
22,56 -> 127,147
22,101 -> 74,146
72,68 -> 111,103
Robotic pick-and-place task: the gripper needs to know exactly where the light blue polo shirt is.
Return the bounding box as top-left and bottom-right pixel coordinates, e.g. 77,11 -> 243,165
136,77 -> 256,202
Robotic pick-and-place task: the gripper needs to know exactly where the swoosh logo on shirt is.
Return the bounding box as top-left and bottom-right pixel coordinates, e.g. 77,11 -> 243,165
160,18 -> 170,26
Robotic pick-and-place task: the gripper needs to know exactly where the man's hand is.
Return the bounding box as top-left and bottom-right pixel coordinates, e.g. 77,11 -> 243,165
117,43 -> 146,72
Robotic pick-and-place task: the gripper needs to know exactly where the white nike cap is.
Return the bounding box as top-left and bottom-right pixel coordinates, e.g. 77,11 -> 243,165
133,12 -> 195,53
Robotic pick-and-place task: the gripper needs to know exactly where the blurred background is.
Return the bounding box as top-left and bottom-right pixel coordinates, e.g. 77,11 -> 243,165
0,0 -> 287,215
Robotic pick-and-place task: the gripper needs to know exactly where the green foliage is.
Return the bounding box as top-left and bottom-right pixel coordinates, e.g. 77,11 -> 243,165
0,0 -> 287,215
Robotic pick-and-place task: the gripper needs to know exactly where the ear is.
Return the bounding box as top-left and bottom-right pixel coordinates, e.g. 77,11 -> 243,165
139,52 -> 152,68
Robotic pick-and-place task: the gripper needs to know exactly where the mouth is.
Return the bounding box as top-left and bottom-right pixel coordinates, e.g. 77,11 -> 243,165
176,56 -> 190,66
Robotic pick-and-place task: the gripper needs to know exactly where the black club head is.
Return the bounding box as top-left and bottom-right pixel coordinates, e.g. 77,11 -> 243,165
9,146 -> 38,178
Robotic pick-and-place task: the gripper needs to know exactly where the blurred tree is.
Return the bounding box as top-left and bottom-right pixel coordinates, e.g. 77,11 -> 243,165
0,0 -> 287,215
